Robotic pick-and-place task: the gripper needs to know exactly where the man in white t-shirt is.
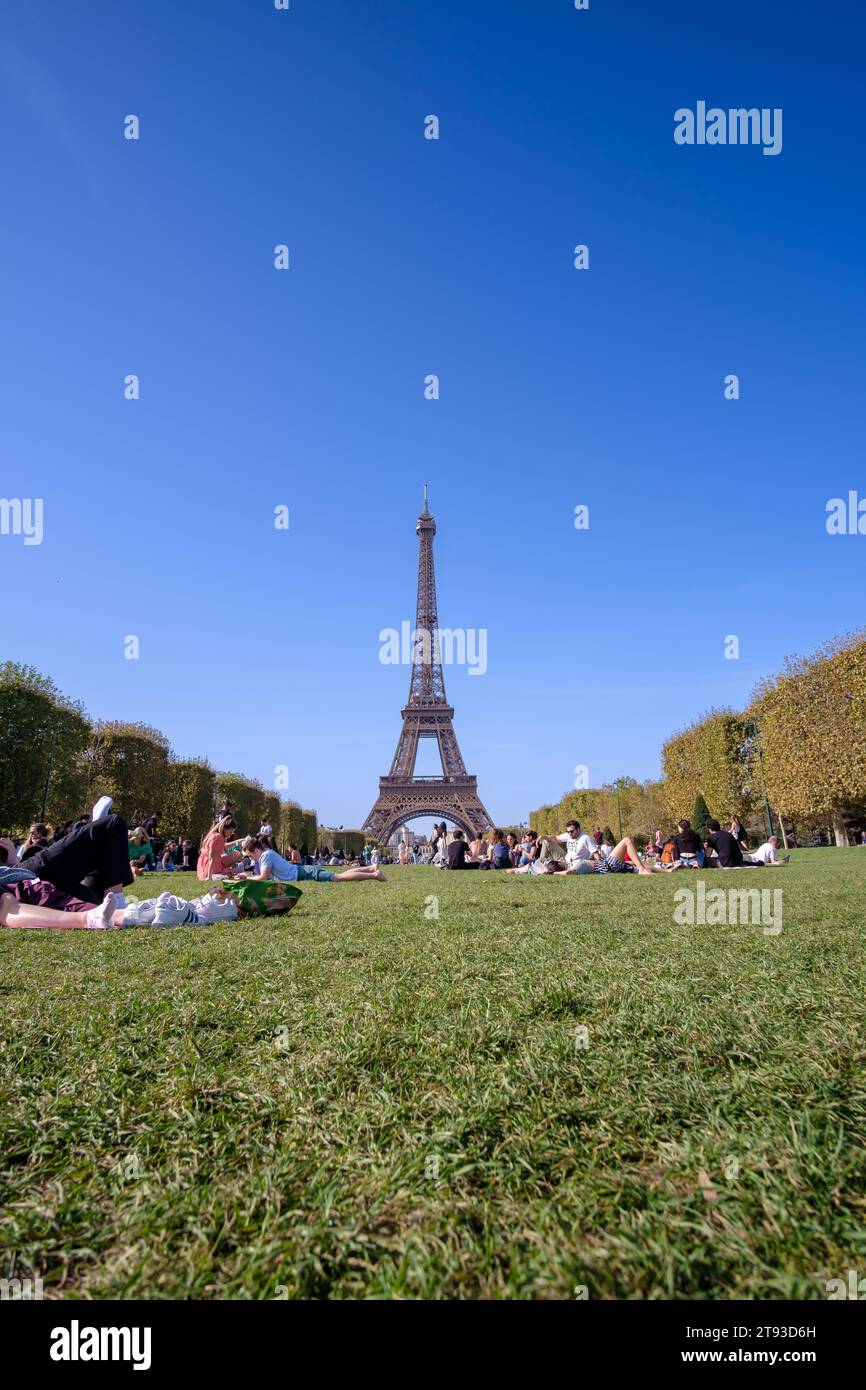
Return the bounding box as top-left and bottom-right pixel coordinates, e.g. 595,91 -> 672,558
746,836 -> 789,866
540,820 -> 596,870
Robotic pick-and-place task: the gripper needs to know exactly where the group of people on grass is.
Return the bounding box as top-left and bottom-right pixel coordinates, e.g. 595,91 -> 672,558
0,795 -> 793,933
441,817 -> 789,876
0,798 -> 384,932
196,815 -> 383,886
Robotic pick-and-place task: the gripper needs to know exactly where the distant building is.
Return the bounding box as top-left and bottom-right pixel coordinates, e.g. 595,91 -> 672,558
389,827 -> 417,850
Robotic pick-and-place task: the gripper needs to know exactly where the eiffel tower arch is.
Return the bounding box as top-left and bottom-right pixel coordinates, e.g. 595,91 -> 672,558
363,488 -> 493,846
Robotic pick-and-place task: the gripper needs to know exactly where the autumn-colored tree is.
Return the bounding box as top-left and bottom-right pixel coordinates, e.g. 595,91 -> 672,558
529,777 -> 668,843
750,631 -> 866,846
661,711 -> 752,824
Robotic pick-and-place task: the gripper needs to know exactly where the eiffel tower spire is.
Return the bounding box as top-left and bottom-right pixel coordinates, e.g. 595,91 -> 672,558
363,494 -> 493,844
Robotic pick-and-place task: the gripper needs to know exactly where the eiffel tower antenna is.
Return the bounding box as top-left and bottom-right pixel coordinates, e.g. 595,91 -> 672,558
362,497 -> 493,845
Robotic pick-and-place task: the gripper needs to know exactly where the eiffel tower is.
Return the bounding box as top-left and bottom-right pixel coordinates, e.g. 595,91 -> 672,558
363,487 -> 493,845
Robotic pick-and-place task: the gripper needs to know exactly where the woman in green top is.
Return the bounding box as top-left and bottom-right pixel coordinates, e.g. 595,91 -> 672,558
128,827 -> 153,874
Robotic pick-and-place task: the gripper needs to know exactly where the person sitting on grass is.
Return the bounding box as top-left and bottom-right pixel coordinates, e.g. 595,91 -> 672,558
197,816 -> 244,881
18,823 -> 53,862
468,830 -> 488,861
674,818 -> 704,868
486,828 -> 513,869
180,839 -> 197,870
518,830 -> 539,865
447,829 -> 479,869
705,819 -> 747,868
160,839 -> 179,871
537,820 -> 597,870
645,829 -> 666,859
128,827 -> 152,876
237,837 -> 385,883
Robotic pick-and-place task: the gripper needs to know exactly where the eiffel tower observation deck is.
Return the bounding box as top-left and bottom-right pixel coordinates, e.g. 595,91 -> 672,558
362,487 -> 493,844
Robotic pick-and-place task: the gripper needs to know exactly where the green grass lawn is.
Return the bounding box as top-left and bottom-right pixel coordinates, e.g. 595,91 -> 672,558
2,849 -> 865,1300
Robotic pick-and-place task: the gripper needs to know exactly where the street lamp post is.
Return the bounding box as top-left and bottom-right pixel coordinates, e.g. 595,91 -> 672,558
614,777 -> 624,842
40,723 -> 59,823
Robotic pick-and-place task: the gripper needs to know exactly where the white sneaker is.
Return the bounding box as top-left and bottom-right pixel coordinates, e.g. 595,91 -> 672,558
92,795 -> 113,822
85,892 -> 119,930
152,892 -> 199,927
122,898 -> 156,927
194,893 -> 237,923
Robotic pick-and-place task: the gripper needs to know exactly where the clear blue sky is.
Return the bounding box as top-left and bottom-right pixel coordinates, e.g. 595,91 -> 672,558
2,0 -> 864,832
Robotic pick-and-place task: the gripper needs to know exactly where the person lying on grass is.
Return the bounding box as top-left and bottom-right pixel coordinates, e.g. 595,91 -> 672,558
236,837 -> 385,883
744,835 -> 790,866
505,835 -> 671,876
0,879 -> 302,930
1,816 -> 133,906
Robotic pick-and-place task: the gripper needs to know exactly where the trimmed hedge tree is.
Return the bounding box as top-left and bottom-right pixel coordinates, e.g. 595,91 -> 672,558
162,760 -> 216,844
0,663 -> 91,833
214,773 -> 267,838
82,722 -> 170,828
661,711 -> 752,826
750,631 -> 866,846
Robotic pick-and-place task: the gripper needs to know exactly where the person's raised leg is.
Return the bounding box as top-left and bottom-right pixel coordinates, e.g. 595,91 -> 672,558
79,815 -> 135,897
607,837 -> 662,875
22,814 -> 132,902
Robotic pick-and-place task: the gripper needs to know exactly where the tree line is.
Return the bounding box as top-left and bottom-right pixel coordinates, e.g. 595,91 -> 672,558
530,630 -> 866,847
0,663 -> 318,852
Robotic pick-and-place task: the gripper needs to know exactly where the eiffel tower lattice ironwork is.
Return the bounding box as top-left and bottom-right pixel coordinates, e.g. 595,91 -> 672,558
363,487 -> 493,845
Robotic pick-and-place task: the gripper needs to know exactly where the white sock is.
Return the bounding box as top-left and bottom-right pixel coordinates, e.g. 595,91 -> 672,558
86,891 -> 118,930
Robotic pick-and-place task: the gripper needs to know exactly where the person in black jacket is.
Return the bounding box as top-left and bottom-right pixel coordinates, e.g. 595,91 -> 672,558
705,819 -> 745,869
446,830 -> 478,869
